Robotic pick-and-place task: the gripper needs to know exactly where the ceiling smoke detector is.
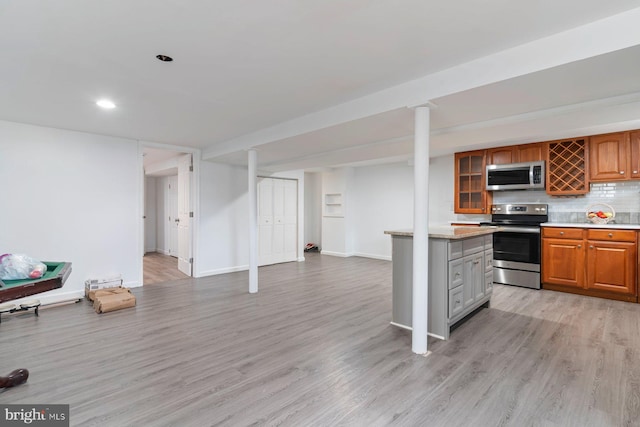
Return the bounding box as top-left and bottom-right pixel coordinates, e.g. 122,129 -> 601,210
156,54 -> 173,62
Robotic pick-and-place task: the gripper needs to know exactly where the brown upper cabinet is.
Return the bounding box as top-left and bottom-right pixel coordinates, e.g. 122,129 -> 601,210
486,147 -> 516,165
630,131 -> 640,179
486,143 -> 544,165
517,143 -> 544,163
454,150 -> 492,214
456,128 -> 640,204
589,131 -> 640,181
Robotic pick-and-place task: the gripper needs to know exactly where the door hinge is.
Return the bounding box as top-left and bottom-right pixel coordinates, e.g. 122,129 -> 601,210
189,165 -> 193,172
189,257 -> 193,264
189,212 -> 194,218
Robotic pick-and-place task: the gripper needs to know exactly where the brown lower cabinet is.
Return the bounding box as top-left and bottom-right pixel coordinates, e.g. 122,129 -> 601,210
542,227 -> 638,302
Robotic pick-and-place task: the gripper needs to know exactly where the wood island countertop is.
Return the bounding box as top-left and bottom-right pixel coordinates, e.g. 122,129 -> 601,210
384,226 -> 499,240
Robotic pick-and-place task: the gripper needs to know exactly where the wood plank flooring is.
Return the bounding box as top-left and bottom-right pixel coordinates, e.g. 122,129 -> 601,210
2,253 -> 640,426
143,252 -> 189,284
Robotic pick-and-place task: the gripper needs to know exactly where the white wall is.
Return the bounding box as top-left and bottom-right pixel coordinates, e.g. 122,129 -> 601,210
336,155 -> 457,261
304,172 -> 322,247
428,155 -> 457,224
352,163 -> 414,260
0,120 -> 141,304
196,161 -> 249,276
144,176 -> 157,253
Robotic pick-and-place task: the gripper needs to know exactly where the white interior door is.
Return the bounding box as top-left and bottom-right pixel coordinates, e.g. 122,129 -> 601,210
168,176 -> 178,257
258,177 -> 297,266
282,179 -> 298,261
177,154 -> 192,275
258,177 -> 274,266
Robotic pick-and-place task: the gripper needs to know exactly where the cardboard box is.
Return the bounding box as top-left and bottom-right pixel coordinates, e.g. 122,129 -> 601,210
84,276 -> 123,297
93,289 -> 136,314
86,286 -> 127,302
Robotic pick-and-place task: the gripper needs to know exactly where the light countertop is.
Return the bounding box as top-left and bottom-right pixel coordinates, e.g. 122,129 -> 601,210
384,226 -> 499,240
542,222 -> 640,230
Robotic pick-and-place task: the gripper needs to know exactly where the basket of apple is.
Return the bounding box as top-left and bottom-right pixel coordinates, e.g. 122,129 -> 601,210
586,203 -> 615,224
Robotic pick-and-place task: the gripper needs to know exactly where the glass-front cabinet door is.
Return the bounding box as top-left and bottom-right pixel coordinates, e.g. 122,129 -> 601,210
454,150 -> 491,214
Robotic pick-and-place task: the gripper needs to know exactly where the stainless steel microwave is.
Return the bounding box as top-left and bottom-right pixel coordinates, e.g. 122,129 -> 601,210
486,161 -> 545,191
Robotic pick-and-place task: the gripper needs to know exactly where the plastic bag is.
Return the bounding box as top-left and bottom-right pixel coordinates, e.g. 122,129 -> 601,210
0,254 -> 47,280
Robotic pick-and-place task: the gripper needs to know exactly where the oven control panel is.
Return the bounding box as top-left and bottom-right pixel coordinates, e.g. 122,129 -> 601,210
491,204 -> 547,215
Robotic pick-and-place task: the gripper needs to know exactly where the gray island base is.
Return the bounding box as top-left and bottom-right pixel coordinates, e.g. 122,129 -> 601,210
385,227 -> 497,340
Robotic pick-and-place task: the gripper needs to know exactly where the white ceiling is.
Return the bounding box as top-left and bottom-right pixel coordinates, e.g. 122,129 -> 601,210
2,1 -> 640,171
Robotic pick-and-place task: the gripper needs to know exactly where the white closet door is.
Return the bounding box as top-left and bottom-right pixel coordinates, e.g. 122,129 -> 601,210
272,178 -> 286,261
258,178 -> 274,265
258,177 -> 297,266
282,179 -> 298,261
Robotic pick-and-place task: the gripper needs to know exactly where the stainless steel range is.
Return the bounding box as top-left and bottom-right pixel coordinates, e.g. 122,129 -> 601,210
482,203 -> 548,289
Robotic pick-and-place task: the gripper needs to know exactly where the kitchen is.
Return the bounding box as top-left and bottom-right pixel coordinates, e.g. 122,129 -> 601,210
380,129 -> 640,340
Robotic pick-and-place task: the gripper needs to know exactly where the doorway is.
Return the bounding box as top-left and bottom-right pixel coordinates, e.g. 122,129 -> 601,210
143,147 -> 195,283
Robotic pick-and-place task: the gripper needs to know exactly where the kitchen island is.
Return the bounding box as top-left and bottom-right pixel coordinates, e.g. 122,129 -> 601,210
385,226 -> 498,340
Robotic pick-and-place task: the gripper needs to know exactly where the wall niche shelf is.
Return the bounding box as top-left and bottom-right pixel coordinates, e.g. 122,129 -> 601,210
323,193 -> 344,217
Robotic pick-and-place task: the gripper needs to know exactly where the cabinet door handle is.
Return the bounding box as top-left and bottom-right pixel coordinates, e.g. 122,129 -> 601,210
577,244 -> 582,248
590,245 -> 594,249
620,171 -> 625,175
634,170 -> 639,174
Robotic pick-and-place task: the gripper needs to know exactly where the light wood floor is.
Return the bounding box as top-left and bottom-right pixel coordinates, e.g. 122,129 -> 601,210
143,252 -> 189,285
2,253 -> 640,426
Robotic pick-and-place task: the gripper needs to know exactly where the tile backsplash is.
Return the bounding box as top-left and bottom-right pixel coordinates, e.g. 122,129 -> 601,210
492,181 -> 640,224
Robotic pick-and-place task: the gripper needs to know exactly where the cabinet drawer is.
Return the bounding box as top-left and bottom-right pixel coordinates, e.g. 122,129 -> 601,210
449,286 -> 464,318
448,258 -> 464,289
485,271 -> 493,295
542,227 -> 584,239
448,241 -> 463,260
587,229 -> 637,242
484,249 -> 493,272
462,236 -> 484,256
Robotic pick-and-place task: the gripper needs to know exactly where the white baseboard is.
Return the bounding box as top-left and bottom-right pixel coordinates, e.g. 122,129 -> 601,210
155,248 -> 170,256
353,252 -> 392,261
297,256 -> 305,262
196,265 -> 249,277
9,289 -> 84,307
390,321 -> 412,331
390,322 -> 445,340
124,280 -> 142,288
320,250 -> 354,258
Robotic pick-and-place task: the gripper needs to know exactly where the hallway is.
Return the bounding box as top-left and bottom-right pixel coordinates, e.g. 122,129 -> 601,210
143,252 -> 189,284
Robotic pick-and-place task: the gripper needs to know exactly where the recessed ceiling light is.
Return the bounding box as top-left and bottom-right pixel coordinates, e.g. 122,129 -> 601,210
156,54 -> 173,62
96,99 -> 116,109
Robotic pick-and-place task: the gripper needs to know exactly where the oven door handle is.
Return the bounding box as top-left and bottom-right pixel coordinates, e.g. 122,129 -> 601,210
496,226 -> 540,234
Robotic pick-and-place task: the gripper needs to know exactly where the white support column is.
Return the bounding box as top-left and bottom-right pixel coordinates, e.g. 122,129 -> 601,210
412,106 -> 430,354
248,149 -> 258,293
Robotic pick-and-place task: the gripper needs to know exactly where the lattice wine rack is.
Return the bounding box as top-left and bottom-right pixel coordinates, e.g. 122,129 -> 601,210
546,138 -> 589,195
